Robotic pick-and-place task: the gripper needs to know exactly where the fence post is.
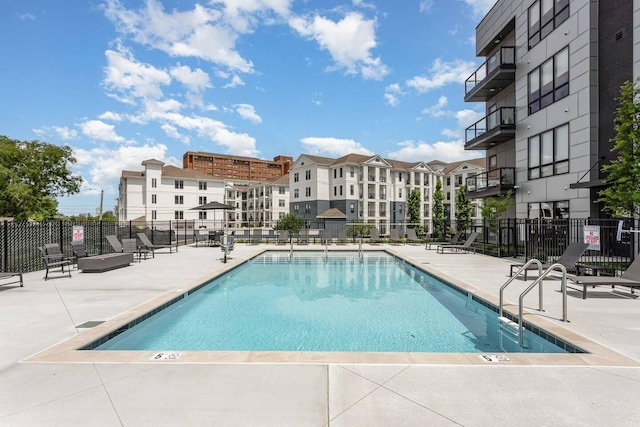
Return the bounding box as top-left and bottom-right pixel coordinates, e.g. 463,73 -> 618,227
2,220 -> 8,272
99,220 -> 104,255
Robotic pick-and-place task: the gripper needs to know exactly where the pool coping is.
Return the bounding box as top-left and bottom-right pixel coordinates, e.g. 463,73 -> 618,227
23,248 -> 640,367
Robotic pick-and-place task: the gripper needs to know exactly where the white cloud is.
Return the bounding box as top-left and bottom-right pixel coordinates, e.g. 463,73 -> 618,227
441,108 -> 484,139
301,137 -> 373,157
419,0 -> 434,14
19,13 -> 36,21
388,139 -> 479,163
161,123 -> 190,143
79,120 -> 126,143
103,47 -> 171,101
223,74 -> 245,88
289,12 -> 389,80
98,111 -> 124,121
53,126 -> 78,140
384,83 -> 404,106
421,95 -> 449,118
170,64 -> 211,92
458,0 -> 497,18
406,58 -> 477,93
234,104 -> 262,123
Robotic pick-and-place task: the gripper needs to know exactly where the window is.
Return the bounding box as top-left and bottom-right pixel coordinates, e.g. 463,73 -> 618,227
305,203 -> 311,214
279,186 -> 285,194
294,189 -> 299,198
528,0 -> 569,49
294,173 -> 299,182
489,155 -> 497,170
294,204 -> 299,213
305,187 -> 311,197
334,169 -> 337,179
528,123 -> 569,179
350,185 -> 354,196
152,178 -> 157,188
446,177 -> 451,186
305,170 -> 311,180
339,185 -> 343,196
350,203 -> 355,213
456,175 -> 463,186
334,186 -> 337,196
174,211 -> 184,219
398,188 -> 402,198
398,173 -> 403,182
174,195 -> 184,204
528,200 -> 569,219
199,181 -> 207,190
528,47 -> 568,114
340,168 -> 343,178
199,211 -> 207,220
279,199 -> 285,207
199,196 -> 207,205
151,210 -> 157,220
174,180 -> 183,189
151,194 -> 157,204
350,166 -> 355,177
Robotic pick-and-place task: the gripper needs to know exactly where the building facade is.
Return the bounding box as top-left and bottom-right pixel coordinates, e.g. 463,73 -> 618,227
118,159 -> 289,229
288,153 -> 484,232
183,151 -> 293,181
463,0 -> 636,219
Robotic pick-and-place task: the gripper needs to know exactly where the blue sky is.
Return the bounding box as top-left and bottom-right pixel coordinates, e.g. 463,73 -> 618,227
0,0 -> 496,215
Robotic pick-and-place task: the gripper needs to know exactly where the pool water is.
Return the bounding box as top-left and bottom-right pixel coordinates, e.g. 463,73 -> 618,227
96,252 -> 567,353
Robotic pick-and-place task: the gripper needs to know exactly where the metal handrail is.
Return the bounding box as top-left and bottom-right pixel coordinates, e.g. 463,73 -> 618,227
517,263 -> 568,347
499,259 -> 544,318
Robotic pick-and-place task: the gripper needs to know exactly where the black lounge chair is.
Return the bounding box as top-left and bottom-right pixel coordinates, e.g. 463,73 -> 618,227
405,228 -> 423,245
193,230 -> 209,247
250,229 -> 263,244
321,229 -> 333,245
297,229 -> 310,245
368,228 -> 382,245
71,241 -> 98,264
106,235 -> 124,253
277,230 -> 290,244
38,246 -> 72,280
568,255 -> 640,299
123,238 -> 149,262
389,229 -> 404,245
426,230 -> 462,250
137,233 -> 175,254
510,242 -> 589,280
0,272 -> 23,287
437,232 -> 478,254
337,228 -> 348,244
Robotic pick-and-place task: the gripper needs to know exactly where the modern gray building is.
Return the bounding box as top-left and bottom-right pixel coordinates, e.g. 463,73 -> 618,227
463,0 -> 637,219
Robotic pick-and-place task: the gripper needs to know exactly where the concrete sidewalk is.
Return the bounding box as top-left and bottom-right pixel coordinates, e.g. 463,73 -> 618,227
1,243 -> 639,426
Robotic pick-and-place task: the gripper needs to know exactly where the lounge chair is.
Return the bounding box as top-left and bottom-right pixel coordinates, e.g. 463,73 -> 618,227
137,232 -> 175,254
389,228 -> 404,245
106,235 -> 124,253
193,230 -> 209,247
123,238 -> 149,262
567,255 -> 640,299
321,229 -> 333,245
405,228 -> 423,245
510,242 -> 589,280
337,228 -> 348,244
368,228 -> 382,245
221,235 -> 235,263
436,232 -> 478,254
426,230 -> 463,250
250,229 -> 263,244
0,272 -> 23,287
297,229 -> 310,245
71,241 -> 98,264
277,230 -> 290,244
38,246 -> 72,280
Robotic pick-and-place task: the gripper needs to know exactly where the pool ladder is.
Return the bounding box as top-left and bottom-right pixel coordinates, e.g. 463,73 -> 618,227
499,260 -> 568,348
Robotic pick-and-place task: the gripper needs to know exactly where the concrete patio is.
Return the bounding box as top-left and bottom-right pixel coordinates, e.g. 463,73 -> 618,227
1,241 -> 640,426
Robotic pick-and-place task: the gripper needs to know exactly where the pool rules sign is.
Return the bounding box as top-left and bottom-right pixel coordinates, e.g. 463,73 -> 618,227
584,225 -> 600,251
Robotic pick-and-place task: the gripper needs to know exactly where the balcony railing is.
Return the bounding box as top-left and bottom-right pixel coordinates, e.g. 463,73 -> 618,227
465,167 -> 515,196
464,46 -> 516,102
465,107 -> 515,150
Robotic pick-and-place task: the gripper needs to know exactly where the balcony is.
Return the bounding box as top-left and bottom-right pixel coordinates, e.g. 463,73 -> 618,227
465,107 -> 516,150
465,167 -> 515,198
464,46 -> 516,102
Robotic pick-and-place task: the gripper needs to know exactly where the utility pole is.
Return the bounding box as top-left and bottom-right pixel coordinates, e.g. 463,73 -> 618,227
99,190 -> 104,221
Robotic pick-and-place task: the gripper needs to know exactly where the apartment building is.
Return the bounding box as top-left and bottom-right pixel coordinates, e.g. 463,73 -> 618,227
183,151 -> 293,181
463,0 -> 636,219
429,158 -> 486,220
118,159 -> 289,228
288,153 -> 484,231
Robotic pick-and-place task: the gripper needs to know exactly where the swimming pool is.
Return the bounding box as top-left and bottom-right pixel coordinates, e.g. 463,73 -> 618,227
92,251 -> 571,354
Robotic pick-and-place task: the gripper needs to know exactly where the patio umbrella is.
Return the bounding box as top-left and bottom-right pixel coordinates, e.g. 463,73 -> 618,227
190,201 -> 236,231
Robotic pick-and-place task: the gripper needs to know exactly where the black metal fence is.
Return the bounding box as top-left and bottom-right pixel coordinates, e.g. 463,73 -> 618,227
2,218 -> 638,274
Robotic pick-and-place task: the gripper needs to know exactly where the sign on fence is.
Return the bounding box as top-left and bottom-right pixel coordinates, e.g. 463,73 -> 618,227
583,225 -> 600,250
72,225 -> 84,243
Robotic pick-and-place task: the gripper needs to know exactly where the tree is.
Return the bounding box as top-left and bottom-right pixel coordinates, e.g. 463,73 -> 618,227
480,190 -> 513,234
598,80 -> 640,218
0,136 -> 82,220
432,179 -> 446,239
455,185 -> 473,233
407,188 -> 421,228
274,213 -> 305,235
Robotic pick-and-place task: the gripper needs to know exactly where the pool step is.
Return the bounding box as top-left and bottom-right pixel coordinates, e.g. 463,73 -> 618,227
498,316 -> 519,339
